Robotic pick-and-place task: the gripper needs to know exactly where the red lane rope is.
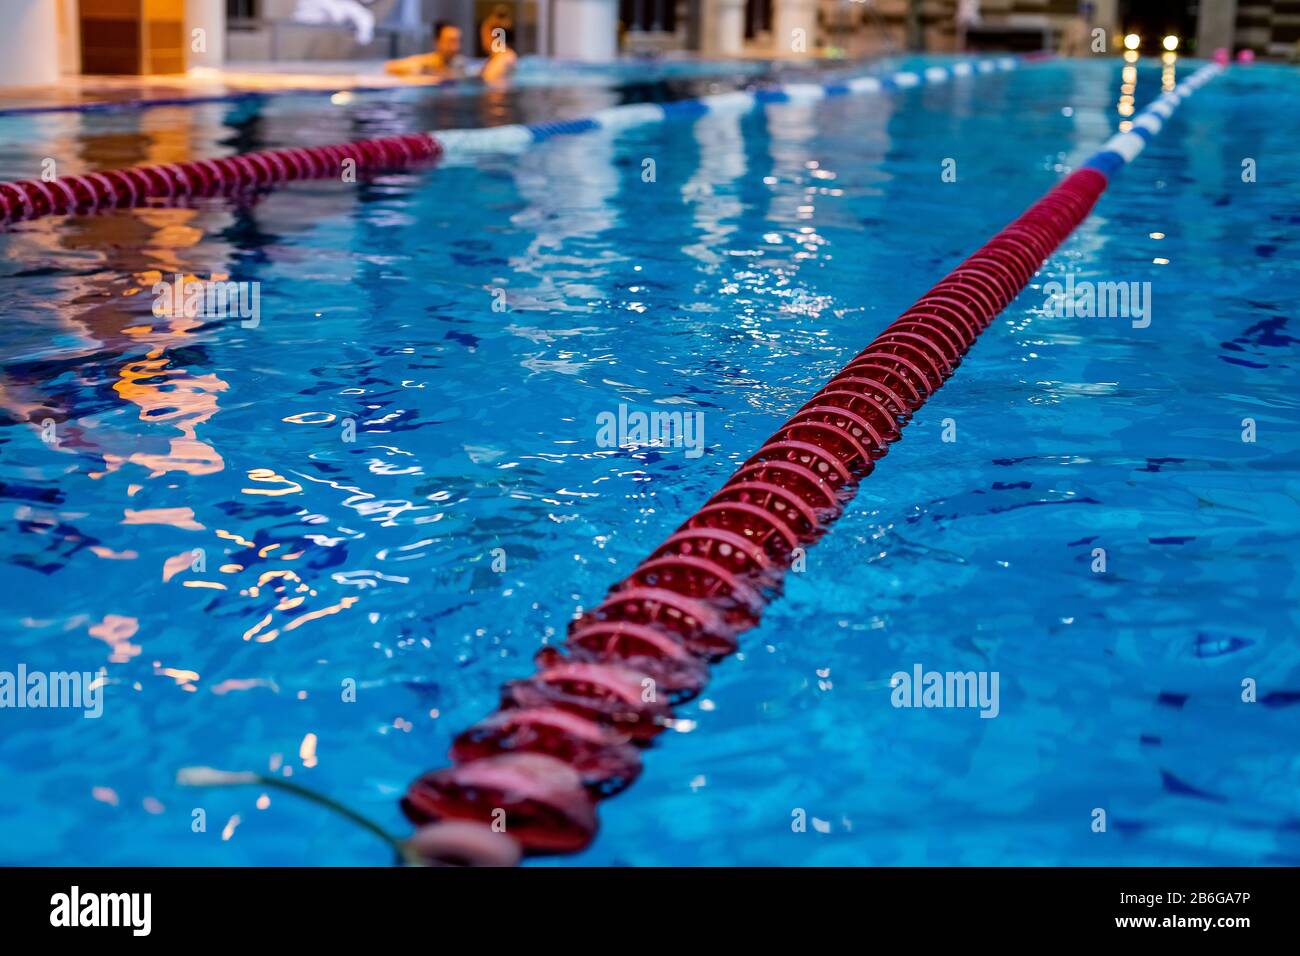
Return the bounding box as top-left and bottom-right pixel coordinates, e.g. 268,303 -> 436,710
402,166 -> 1112,860
0,133 -> 440,225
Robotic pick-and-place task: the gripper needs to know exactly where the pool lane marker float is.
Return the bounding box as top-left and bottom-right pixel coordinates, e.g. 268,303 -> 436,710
429,56 -> 1023,155
400,61 -> 1223,862
0,133 -> 442,225
0,57 -> 1025,226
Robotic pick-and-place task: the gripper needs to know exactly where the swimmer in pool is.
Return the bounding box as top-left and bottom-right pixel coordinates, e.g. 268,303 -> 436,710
480,4 -> 513,56
385,21 -> 466,78
1058,2 -> 1095,57
480,25 -> 518,86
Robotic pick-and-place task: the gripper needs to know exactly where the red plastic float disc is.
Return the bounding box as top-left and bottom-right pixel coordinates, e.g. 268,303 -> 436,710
787,406 -> 885,460
804,389 -> 901,444
773,419 -> 874,473
724,460 -> 842,516
906,295 -> 984,342
883,319 -> 965,366
840,353 -> 934,403
869,333 -> 951,382
931,274 -> 1000,318
450,706 -> 642,796
502,661 -> 671,740
681,501 -> 802,565
817,373 -> 914,421
576,586 -> 738,658
562,622 -> 711,695
707,478 -> 824,542
616,554 -> 764,630
650,527 -> 774,583
744,439 -> 853,494
402,753 -> 598,853
949,264 -> 1017,307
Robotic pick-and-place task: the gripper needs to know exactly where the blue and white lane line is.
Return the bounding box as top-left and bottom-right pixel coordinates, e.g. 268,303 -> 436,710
1081,61 -> 1223,175
430,56 -> 1023,156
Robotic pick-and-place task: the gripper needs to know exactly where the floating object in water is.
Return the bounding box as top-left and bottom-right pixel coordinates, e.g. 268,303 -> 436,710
405,822 -> 523,867
402,753 -> 598,853
398,62 -> 1224,861
0,58 -> 1030,227
0,134 -> 440,225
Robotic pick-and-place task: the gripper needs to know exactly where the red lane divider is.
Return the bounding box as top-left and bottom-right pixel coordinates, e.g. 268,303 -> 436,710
403,166 -> 1111,861
0,133 -> 440,224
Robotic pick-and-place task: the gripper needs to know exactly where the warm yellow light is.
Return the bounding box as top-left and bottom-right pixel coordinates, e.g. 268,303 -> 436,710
1163,35 -> 1179,52
1124,34 -> 1141,51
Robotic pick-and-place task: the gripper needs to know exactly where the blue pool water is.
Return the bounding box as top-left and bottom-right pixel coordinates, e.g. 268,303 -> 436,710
1,55 -> 1297,866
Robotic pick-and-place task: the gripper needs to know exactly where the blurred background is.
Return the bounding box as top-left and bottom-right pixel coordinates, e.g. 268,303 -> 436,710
0,1 -> 1294,91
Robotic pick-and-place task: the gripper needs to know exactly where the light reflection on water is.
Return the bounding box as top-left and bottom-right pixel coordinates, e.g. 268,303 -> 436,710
0,57 -> 1297,866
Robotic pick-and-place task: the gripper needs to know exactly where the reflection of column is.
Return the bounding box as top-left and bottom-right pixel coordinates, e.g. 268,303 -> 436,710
765,101 -> 819,223
1061,51 -> 1116,266
553,0 -> 618,61
682,109 -> 746,266
772,0 -> 816,59
0,0 -> 59,86
186,0 -> 226,68
510,99 -> 621,303
702,0 -> 746,56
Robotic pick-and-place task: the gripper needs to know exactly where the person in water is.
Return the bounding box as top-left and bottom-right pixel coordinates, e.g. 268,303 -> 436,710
386,21 -> 466,78
480,4 -> 513,56
1057,2 -> 1096,57
480,26 -> 518,85
385,18 -> 516,83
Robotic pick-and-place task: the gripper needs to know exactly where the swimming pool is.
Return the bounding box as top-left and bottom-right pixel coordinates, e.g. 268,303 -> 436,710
0,54 -> 1297,866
